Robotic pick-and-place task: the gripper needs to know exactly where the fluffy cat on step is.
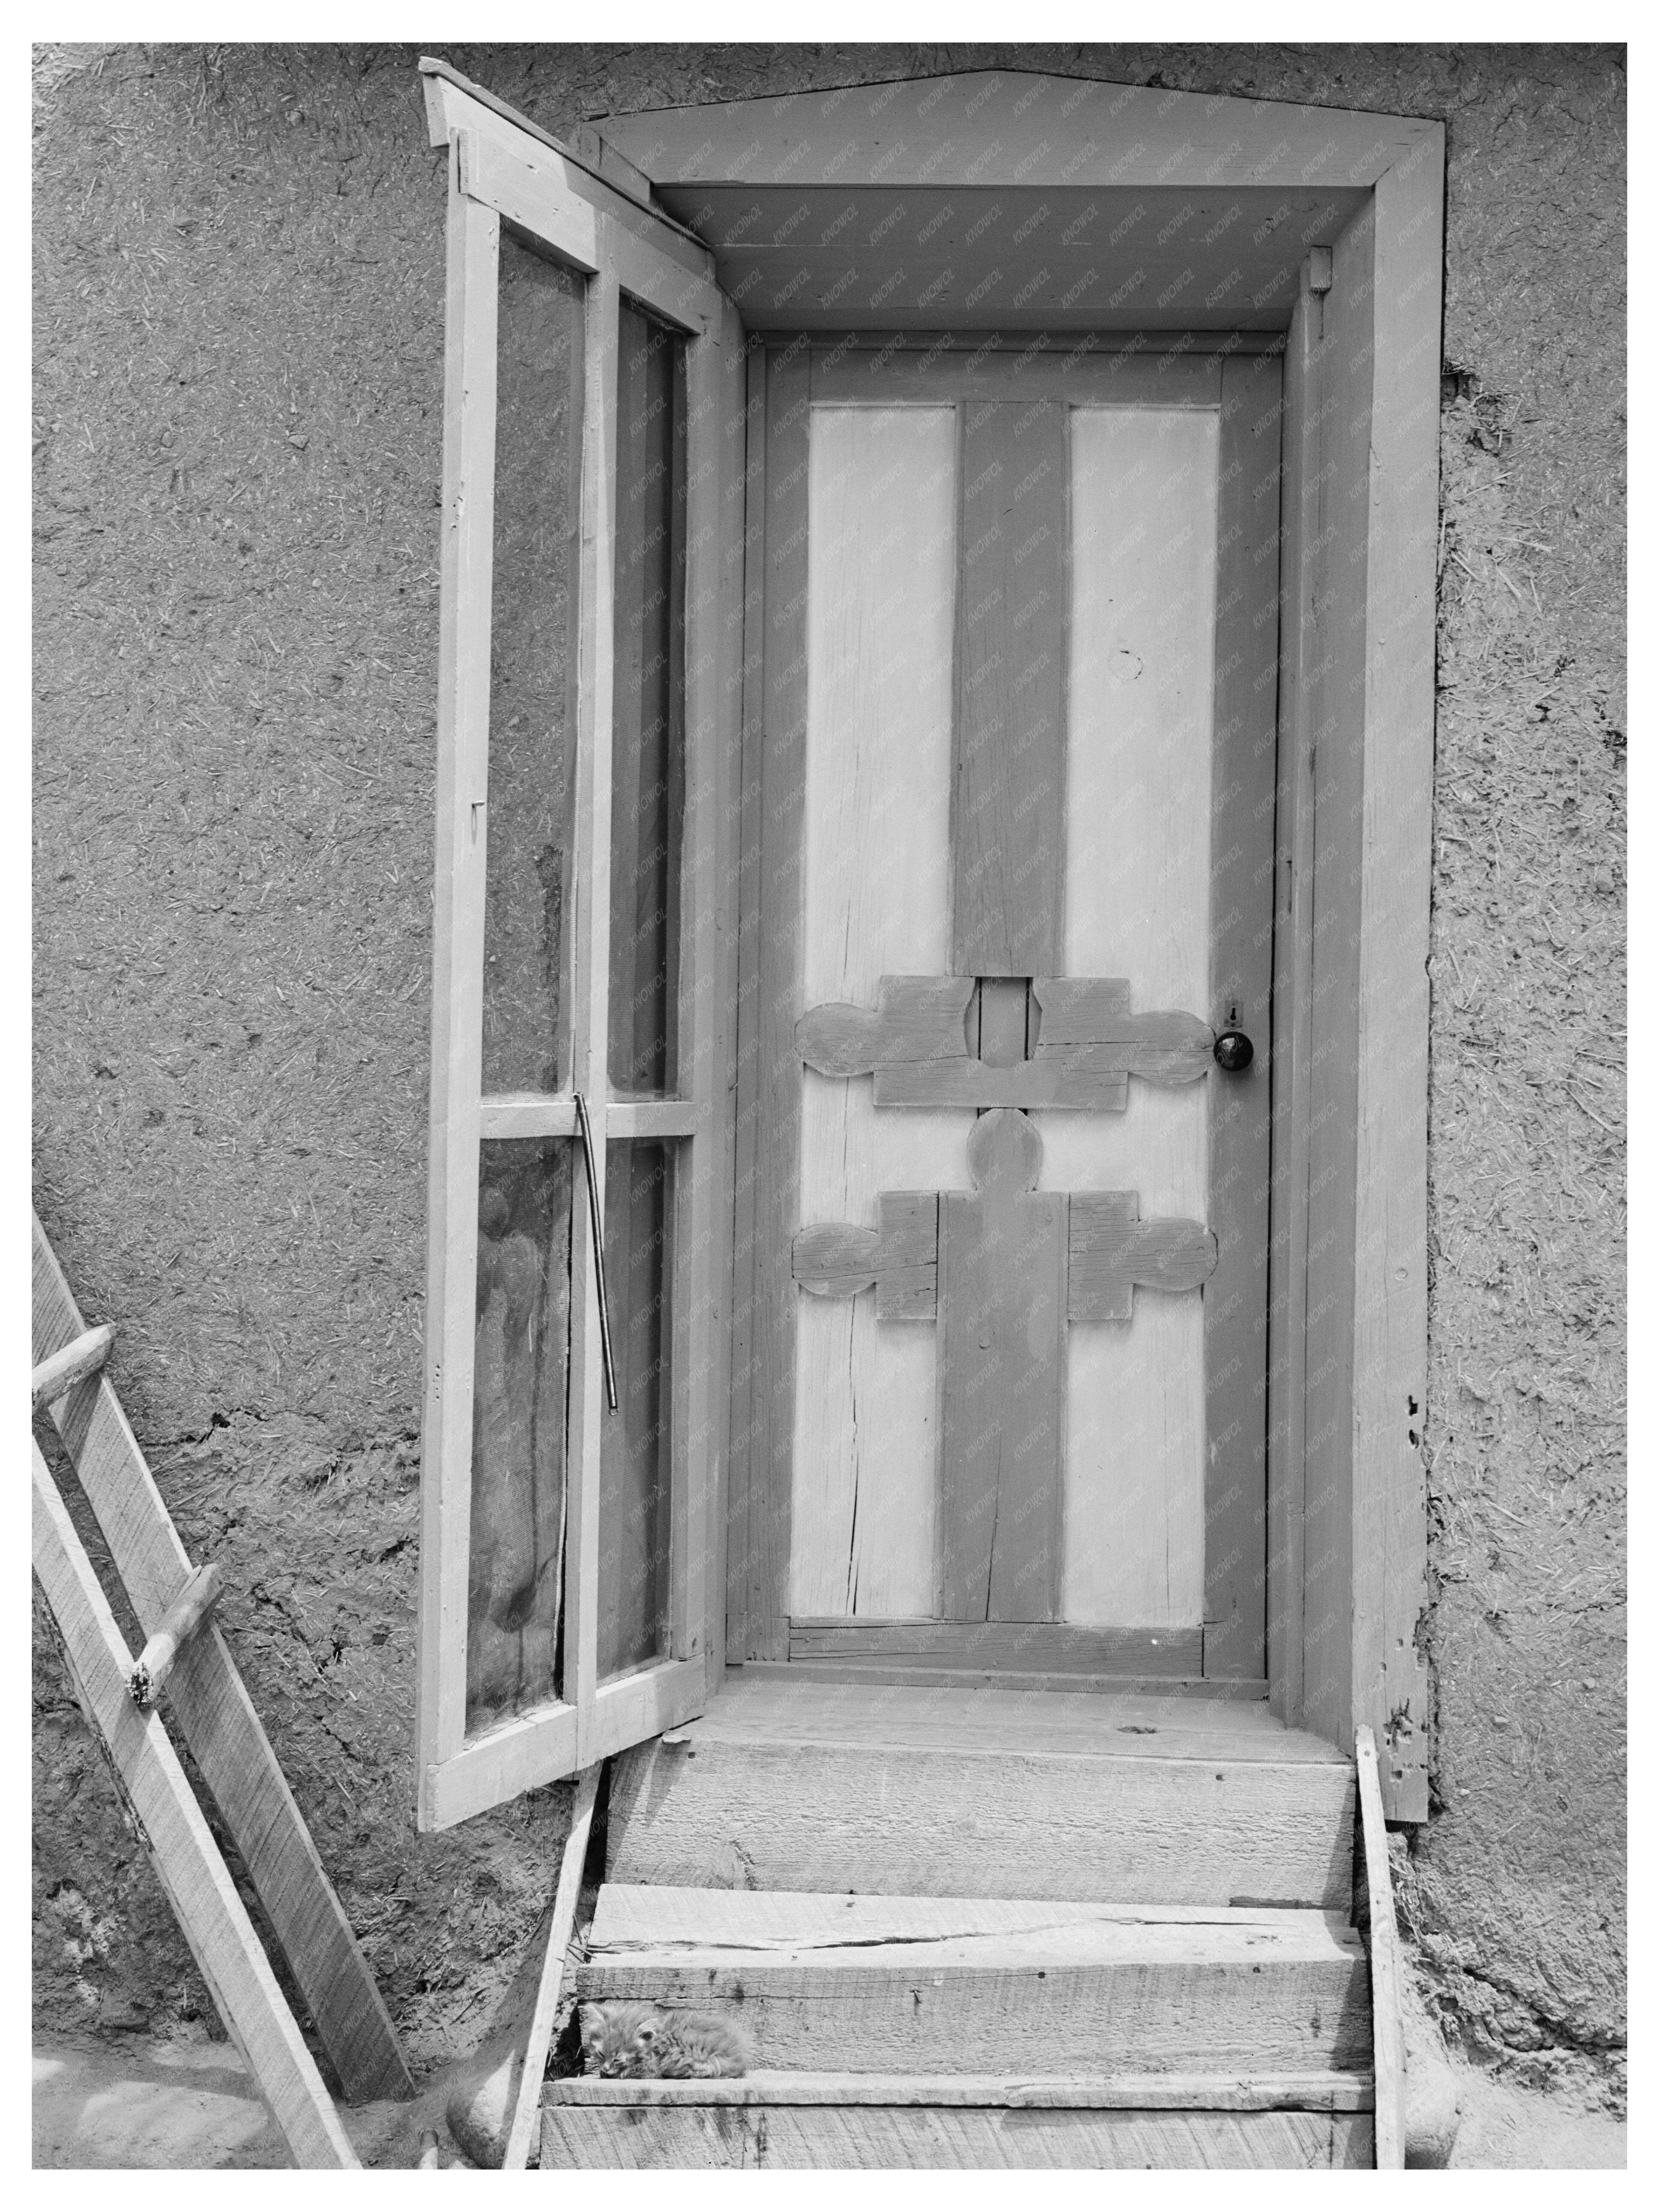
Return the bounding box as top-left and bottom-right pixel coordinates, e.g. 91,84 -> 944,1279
579,2000 -> 752,2079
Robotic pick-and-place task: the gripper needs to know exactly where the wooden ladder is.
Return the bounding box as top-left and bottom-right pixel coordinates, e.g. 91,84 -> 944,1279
31,1211 -> 416,2168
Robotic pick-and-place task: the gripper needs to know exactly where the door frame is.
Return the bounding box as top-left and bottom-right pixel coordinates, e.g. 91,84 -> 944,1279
594,69 -> 1444,1817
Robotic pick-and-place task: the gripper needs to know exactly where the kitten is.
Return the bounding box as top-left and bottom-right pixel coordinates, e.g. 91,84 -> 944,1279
579,2000 -> 752,2079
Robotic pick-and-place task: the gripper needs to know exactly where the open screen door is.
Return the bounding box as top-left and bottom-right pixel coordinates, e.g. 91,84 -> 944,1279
415,64 -> 738,1830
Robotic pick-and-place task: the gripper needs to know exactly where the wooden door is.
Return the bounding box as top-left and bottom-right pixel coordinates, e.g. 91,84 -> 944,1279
736,342 -> 1282,1688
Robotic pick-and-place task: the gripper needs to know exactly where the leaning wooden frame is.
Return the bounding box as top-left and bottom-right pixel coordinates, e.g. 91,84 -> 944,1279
416,67 -> 743,1831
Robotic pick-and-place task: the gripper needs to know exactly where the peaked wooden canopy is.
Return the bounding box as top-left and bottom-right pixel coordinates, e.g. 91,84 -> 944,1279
593,69 -> 1438,332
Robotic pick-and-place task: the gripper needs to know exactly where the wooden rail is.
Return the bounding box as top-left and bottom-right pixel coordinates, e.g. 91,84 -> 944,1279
1355,1725 -> 1407,2168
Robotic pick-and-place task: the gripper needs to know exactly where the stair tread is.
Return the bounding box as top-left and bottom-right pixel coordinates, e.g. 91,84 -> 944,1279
546,2070 -> 1374,2111
587,1884 -> 1362,1967
682,1674 -> 1349,1763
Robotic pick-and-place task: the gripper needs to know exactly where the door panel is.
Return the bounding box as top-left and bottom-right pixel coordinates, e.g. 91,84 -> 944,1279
792,405 -> 965,1618
1046,405 -> 1220,1629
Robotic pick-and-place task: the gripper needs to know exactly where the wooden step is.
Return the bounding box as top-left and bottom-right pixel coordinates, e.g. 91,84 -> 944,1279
540,2072 -> 1375,2169
573,1886 -> 1370,2076
607,1680 -> 1354,1908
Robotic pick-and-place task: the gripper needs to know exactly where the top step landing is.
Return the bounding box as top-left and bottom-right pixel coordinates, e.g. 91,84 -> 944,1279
607,1673 -> 1355,1910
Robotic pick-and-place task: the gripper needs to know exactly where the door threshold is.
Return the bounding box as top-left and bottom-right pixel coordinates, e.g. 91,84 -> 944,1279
705,1668 -> 1345,1763
738,1658 -> 1270,1700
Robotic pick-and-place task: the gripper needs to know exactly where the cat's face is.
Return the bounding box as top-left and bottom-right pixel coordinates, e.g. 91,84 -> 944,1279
580,2000 -> 661,2078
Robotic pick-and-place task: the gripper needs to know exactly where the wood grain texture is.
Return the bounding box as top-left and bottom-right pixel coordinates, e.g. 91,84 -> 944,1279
679,1673 -> 1347,1763
726,336 -> 769,1665
787,1623 -> 1201,1675
540,2100 -> 1372,2168
1202,353 -> 1282,1682
33,1445 -> 359,2169
576,1933 -> 1367,2075
813,348 -> 1221,408
1267,277 -> 1320,1729
592,1886 -> 1354,1949
771,1662 -> 1269,1698
676,289 -> 748,1694
952,400 -> 1066,976
566,248 -> 622,1754
31,1323 -> 113,1413
457,128 -> 599,273
939,1113 -> 1067,1623
606,1734 -> 1356,1907
1052,403 -> 1218,1635
33,1218 -> 413,2105
545,2068 -> 1374,2110
460,129 -> 719,341
1300,198 -> 1375,1755
792,399 -> 962,1623
502,1763 -> 601,2169
791,1194 -> 938,1317
1355,1727 -> 1407,2170
421,59 -> 717,285
421,167 -> 499,1787
742,345 -> 811,1658
1350,139 -> 1443,1823
1068,1196 -> 1218,1323
129,1562 -> 223,1707
795,975 -> 1212,1108
601,75 -> 1439,192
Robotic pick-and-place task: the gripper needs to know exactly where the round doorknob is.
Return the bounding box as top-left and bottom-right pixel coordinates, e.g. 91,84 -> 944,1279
1213,1028 -> 1254,1073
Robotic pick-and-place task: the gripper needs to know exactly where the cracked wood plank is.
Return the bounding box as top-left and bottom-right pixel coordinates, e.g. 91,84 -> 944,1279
589,1885 -> 1357,1951
791,1194 -> 938,1318
540,2102 -> 1372,2167
545,2069 -> 1375,2110
605,1733 -> 1356,1907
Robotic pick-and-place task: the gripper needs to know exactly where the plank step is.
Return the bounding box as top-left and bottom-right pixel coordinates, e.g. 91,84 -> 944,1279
546,2070 -> 1376,2111
539,2075 -> 1375,2168
608,1714 -> 1354,1908
574,1885 -> 1370,2075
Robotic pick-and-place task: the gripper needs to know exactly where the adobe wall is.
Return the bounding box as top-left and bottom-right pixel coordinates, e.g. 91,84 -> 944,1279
32,42 -> 1625,2098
